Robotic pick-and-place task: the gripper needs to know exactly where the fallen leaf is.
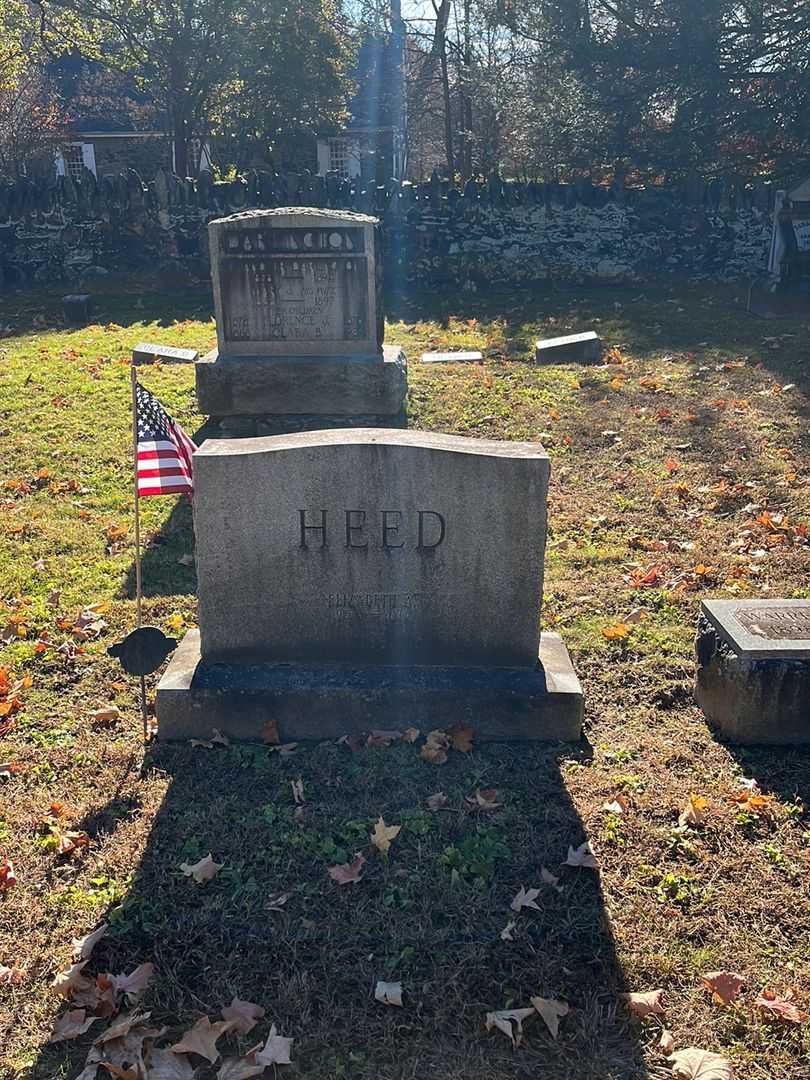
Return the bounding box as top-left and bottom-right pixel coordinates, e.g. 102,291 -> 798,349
420,729 -> 450,764
426,792 -> 448,811
500,919 -> 516,941
669,1046 -> 735,1079
59,829 -> 91,856
211,729 -> 229,746
91,706 -> 120,726
602,622 -> 631,641
328,852 -> 365,885
563,842 -> 598,869
0,964 -> 26,985
217,1053 -> 265,1080
531,996 -> 569,1038
371,816 -> 401,854
49,1008 -> 99,1041
255,1024 -> 293,1066
701,971 -> 745,1006
659,1029 -> 675,1054
98,1064 -> 138,1080
754,988 -> 807,1024
0,858 -> 17,891
96,1011 -> 152,1043
484,1007 -> 535,1047
541,866 -> 561,890
111,963 -> 155,1003
52,959 -> 91,997
510,885 -> 541,913
603,794 -> 629,814
466,788 -> 501,810
180,854 -> 223,884
221,998 -> 265,1035
291,778 -> 304,805
622,989 -> 665,1017
145,1048 -> 196,1079
374,980 -> 402,1006
170,1017 -> 234,1064
448,724 -> 474,752
403,727 -> 420,743
679,795 -> 708,827
72,924 -> 109,961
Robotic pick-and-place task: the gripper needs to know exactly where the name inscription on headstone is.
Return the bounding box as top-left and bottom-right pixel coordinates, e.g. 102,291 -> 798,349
735,606 -> 810,640
221,256 -> 367,344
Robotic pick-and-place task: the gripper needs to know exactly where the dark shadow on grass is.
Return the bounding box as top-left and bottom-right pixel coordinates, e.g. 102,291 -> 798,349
0,277 -> 214,334
718,738 -> 810,809
32,736 -> 651,1080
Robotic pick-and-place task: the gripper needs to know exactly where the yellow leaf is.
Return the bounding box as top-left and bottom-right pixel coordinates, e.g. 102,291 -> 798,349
371,816 -> 401,854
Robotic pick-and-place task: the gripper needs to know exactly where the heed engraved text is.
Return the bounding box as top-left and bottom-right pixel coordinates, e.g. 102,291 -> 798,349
298,509 -> 446,550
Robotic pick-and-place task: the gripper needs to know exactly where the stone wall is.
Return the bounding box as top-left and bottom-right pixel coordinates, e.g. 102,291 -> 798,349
0,166 -> 775,290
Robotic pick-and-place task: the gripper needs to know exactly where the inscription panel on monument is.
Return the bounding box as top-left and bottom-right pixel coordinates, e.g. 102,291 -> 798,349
735,606 -> 810,640
221,255 -> 368,345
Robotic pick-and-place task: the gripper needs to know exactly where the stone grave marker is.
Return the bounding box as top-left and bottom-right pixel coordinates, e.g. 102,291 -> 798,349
157,429 -> 582,741
535,331 -> 602,364
695,599 -> 810,743
133,342 -> 199,365
195,208 -> 407,434
421,350 -> 483,363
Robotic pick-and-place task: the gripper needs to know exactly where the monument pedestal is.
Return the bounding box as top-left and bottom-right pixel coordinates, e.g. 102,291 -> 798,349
195,345 -> 407,435
695,599 -> 810,744
157,630 -> 583,742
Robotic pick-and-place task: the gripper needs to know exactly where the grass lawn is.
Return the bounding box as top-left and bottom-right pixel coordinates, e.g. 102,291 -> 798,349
0,276 -> 809,1079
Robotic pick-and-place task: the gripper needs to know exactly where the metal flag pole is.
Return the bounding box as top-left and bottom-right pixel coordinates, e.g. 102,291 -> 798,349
130,364 -> 149,739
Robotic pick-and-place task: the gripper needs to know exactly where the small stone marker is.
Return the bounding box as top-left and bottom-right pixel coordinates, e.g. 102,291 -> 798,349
157,428 -> 582,741
421,350 -> 483,363
196,207 -> 407,433
132,342 -> 199,365
695,599 -> 810,744
63,294 -> 92,325
535,331 -> 602,364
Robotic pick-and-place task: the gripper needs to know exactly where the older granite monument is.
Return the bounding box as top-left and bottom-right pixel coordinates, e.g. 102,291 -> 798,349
195,208 -> 407,434
157,429 -> 582,741
696,599 -> 810,744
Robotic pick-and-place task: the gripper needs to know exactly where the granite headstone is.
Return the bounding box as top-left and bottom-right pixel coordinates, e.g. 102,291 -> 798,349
196,208 -> 407,434
695,599 -> 810,743
157,429 -> 582,741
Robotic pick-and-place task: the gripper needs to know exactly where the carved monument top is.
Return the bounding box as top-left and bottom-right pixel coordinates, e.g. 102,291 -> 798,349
210,206 -> 380,226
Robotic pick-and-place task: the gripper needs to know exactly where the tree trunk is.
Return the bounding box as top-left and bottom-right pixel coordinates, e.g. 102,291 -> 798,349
173,108 -> 189,177
440,46 -> 454,180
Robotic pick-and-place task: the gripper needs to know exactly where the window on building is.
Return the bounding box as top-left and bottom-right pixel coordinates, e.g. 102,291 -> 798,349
329,138 -> 350,177
57,142 -> 96,180
64,144 -> 85,181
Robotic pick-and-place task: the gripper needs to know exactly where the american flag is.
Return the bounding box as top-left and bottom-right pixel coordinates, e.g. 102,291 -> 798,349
135,382 -> 197,497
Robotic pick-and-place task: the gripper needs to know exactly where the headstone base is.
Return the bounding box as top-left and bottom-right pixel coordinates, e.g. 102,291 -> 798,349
695,605 -> 810,744
195,344 -> 407,419
156,630 -> 583,742
747,277 -> 810,319
211,410 -> 407,438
